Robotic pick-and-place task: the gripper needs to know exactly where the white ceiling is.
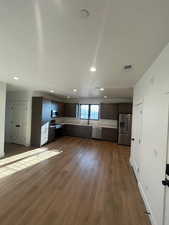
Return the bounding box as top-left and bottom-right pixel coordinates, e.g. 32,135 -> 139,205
0,0 -> 169,98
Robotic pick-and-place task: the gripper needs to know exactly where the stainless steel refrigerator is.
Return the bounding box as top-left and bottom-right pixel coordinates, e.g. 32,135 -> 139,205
118,114 -> 132,146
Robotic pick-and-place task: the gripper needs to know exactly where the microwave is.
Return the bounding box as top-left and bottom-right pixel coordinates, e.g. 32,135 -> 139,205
51,110 -> 59,118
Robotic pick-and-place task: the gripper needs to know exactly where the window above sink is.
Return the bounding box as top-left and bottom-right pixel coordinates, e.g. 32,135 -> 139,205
79,104 -> 99,120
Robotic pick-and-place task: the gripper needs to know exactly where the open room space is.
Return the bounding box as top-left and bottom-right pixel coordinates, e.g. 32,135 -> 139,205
0,137 -> 151,225
0,1 -> 169,225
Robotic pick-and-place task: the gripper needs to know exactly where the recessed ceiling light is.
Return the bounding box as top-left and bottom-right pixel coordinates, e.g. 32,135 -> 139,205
13,76 -> 19,80
104,96 -> 108,99
100,87 -> 104,91
90,67 -> 96,72
50,90 -> 54,93
73,89 -> 77,92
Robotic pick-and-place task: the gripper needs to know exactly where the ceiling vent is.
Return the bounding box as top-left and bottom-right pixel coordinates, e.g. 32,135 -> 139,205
124,65 -> 132,70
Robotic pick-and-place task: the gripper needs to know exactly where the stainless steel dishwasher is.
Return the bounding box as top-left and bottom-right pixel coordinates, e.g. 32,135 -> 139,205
92,126 -> 102,139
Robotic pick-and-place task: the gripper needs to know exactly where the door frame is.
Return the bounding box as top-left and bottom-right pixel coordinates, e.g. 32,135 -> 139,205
130,101 -> 143,178
163,99 -> 169,225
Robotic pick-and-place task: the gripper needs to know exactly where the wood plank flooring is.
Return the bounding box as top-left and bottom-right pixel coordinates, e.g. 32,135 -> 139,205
0,137 -> 151,225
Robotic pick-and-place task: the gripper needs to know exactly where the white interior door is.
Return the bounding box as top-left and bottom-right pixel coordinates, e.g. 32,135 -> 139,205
10,102 -> 27,145
131,103 -> 143,177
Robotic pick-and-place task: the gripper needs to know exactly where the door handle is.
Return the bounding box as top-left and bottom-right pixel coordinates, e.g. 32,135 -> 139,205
131,138 -> 135,141
16,125 -> 20,127
162,179 -> 169,187
166,164 -> 169,176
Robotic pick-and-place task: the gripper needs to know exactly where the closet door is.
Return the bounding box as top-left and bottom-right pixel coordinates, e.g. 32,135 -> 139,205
10,102 -> 28,146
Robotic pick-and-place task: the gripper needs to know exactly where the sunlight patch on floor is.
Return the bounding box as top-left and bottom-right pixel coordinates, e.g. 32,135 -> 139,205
0,147 -> 50,167
0,149 -> 62,179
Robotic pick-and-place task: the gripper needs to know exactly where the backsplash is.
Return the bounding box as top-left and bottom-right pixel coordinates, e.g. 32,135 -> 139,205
54,117 -> 64,124
55,117 -> 118,128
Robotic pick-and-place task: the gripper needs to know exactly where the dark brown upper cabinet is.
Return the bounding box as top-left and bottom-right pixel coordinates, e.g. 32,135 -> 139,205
118,103 -> 132,114
51,101 -> 65,117
100,103 -> 118,120
64,103 -> 77,117
58,102 -> 64,116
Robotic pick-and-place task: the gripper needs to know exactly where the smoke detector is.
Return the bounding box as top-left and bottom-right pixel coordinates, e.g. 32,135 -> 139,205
80,9 -> 90,18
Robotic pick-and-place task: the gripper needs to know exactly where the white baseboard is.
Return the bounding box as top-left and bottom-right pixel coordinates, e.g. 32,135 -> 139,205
138,181 -> 158,225
129,158 -> 158,225
130,156 -> 139,180
0,152 -> 5,158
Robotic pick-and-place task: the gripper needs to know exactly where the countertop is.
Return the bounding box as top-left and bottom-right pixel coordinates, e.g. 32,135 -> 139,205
59,123 -> 118,129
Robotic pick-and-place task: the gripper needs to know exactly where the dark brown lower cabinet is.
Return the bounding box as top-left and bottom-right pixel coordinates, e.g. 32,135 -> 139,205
101,128 -> 118,142
63,124 -> 117,142
48,126 -> 56,142
63,124 -> 92,139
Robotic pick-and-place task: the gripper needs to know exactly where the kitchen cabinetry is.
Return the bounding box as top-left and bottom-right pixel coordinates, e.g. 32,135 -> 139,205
31,97 -> 65,147
55,126 -> 63,137
49,125 -> 64,142
58,102 -> 64,116
63,124 -> 92,138
63,124 -> 117,142
64,103 -> 77,117
48,126 -> 56,142
31,97 -> 51,147
101,127 -> 118,142
118,103 -> 132,114
51,101 -> 64,117
100,103 -> 118,120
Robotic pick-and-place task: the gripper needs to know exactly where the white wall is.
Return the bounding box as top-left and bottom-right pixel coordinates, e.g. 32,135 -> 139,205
130,43 -> 169,225
0,82 -> 6,158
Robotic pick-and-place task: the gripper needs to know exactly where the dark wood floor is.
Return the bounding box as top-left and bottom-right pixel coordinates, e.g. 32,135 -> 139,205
5,143 -> 34,156
0,137 -> 151,225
